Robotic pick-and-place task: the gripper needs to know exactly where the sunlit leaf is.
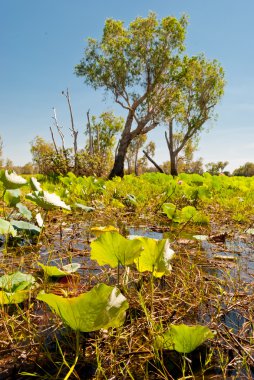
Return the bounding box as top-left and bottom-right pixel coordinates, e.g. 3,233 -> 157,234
0,290 -> 31,304
11,220 -> 41,235
155,324 -> 214,353
91,231 -> 143,267
37,283 -> 129,332
4,189 -> 21,207
62,263 -> 81,273
16,202 -> 32,221
0,271 -> 36,292
193,235 -> 208,241
0,170 -> 27,189
91,225 -> 119,237
36,213 -> 44,227
26,191 -> 71,211
30,177 -> 42,191
162,203 -> 179,222
0,218 -> 17,237
134,237 -> 174,277
74,203 -> 95,212
38,262 -> 81,277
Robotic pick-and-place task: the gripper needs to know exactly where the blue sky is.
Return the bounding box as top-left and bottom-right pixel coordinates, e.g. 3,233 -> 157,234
1,0 -> 254,172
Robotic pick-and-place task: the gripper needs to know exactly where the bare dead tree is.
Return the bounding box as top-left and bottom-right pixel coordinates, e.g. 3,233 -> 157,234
142,150 -> 164,173
49,126 -> 58,154
86,109 -> 94,154
62,89 -> 79,173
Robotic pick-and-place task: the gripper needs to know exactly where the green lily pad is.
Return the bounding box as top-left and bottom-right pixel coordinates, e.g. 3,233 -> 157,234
0,170 -> 27,189
30,177 -> 42,191
37,283 -> 129,332
155,324 -> 214,353
0,290 -> 31,304
26,190 -> 71,211
91,225 -> 119,237
74,203 -> 95,212
90,231 -> 143,267
16,202 -> 32,221
0,218 -> 17,237
4,189 -> 21,207
134,237 -> 175,277
11,220 -> 41,235
0,271 -> 36,292
38,262 -> 81,277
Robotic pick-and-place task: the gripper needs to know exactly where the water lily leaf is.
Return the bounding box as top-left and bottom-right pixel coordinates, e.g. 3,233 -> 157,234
0,170 -> 27,189
11,220 -> 41,235
155,324 -> 214,353
74,203 -> 95,212
36,213 -> 44,227
0,290 -> 31,304
38,262 -> 81,277
134,237 -> 174,278
26,191 -> 71,211
91,226 -> 119,237
162,203 -> 177,220
91,232 -> 143,267
180,206 -> 198,222
193,235 -> 208,241
0,271 -> 36,292
0,218 -> 17,237
16,202 -> 32,221
4,189 -> 21,207
62,263 -> 81,273
37,283 -> 129,332
30,177 -> 42,191
38,262 -> 68,277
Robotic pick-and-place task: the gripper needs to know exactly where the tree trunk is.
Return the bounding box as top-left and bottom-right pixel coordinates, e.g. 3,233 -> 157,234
165,120 -> 178,176
108,136 -> 131,178
170,151 -> 178,176
142,150 -> 164,173
108,111 -> 134,179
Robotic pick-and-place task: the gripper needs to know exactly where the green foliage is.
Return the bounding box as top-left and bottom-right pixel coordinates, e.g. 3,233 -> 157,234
26,190 -> 71,211
90,231 -> 143,267
155,324 -> 214,353
0,271 -> 36,305
0,218 -> 17,237
0,170 -> 27,190
134,237 -> 174,277
38,262 -> 80,277
4,189 -> 21,207
37,284 -> 129,332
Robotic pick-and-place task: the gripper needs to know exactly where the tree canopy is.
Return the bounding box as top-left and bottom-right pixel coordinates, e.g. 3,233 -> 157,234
75,13 -> 225,177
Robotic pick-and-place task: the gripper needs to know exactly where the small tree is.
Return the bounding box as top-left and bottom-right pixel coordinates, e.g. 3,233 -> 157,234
75,13 -> 224,178
233,162 -> 254,177
205,161 -> 229,175
164,55 -> 224,175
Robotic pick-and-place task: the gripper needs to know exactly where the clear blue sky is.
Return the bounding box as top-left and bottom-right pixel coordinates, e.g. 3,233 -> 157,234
1,0 -> 254,172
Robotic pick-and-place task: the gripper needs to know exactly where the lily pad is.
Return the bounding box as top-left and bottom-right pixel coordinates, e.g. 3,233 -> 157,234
16,202 -> 32,221
30,177 -> 42,191
11,220 -> 41,235
0,271 -> 36,292
26,190 -> 71,211
134,237 -> 175,277
0,218 -> 17,237
38,262 -> 81,277
0,290 -> 31,304
37,283 -> 129,332
4,189 -> 21,207
91,231 -> 143,267
74,203 -> 95,212
0,170 -> 27,190
91,225 -> 119,237
155,324 -> 214,354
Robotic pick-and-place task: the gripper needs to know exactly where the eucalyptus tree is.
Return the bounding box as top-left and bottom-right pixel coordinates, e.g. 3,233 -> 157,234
75,13 -> 224,178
